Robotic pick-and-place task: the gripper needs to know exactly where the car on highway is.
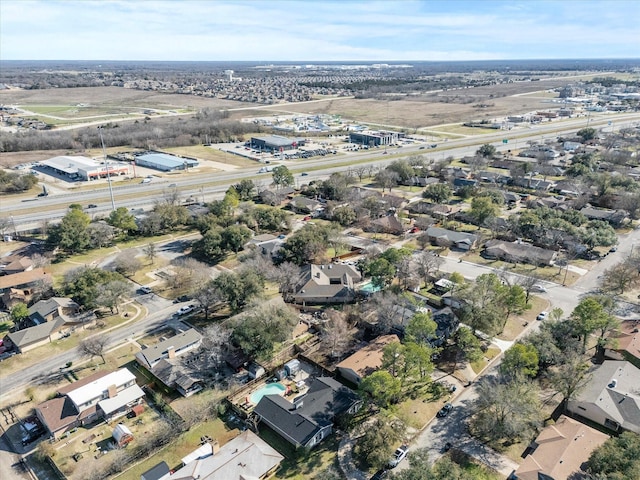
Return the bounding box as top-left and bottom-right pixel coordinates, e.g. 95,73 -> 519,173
388,445 -> 409,468
141,178 -> 151,184
301,172 -> 309,176
86,204 -> 97,209
437,403 -> 453,418
536,311 -> 548,321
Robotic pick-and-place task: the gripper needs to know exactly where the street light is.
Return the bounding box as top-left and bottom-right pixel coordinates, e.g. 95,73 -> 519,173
98,126 -> 116,211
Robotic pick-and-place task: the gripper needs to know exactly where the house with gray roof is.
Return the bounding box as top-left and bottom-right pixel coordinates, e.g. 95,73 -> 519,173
153,430 -> 283,480
5,317 -> 69,353
567,360 -> 640,434
291,264 -> 361,305
425,227 -> 478,250
28,297 -> 80,324
253,376 -> 361,449
135,328 -> 202,369
580,205 -> 629,226
483,240 -> 557,266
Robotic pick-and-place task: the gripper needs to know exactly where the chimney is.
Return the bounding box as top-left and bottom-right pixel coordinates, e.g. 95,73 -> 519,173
108,384 -> 117,398
212,440 -> 220,455
167,346 -> 176,359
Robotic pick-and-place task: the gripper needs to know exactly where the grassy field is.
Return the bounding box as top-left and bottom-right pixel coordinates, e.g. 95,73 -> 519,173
470,346 -> 502,375
163,145 -> 256,167
431,125 -> 500,136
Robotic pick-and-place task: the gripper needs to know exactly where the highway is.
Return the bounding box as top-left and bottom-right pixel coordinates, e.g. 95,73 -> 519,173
4,112 -> 640,232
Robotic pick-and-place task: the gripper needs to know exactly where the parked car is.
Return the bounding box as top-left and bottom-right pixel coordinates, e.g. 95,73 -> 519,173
173,295 -> 190,303
138,286 -> 152,294
388,445 -> 409,468
609,246 -> 618,253
176,305 -> 195,316
536,311 -> 548,321
437,403 -> 453,418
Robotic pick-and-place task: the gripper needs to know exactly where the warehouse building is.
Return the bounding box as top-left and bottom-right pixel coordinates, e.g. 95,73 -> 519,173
349,130 -> 404,146
250,135 -> 306,152
134,152 -> 199,172
38,156 -> 130,181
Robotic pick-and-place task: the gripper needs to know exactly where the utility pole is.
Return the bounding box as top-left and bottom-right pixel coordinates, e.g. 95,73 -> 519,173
98,126 -> 116,212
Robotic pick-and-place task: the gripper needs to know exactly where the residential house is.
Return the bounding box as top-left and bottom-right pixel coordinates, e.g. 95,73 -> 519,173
483,240 -> 557,266
580,205 -> 629,226
0,254 -> 33,275
136,329 -> 203,369
247,234 -> 285,260
290,196 -> 325,217
410,176 -> 440,187
253,376 -> 361,449
431,307 -> 460,347
0,268 -> 52,308
453,178 -> 478,188
155,430 -> 283,480
259,187 -> 296,206
28,297 -> 80,324
336,334 -> 400,385
428,205 -> 460,220
4,317 -> 70,353
566,360 -> 640,434
512,415 -> 609,480
502,191 -> 520,206
291,264 -> 361,305
512,177 -> 553,190
247,233 -> 278,247
366,215 -> 406,235
35,368 -> 145,439
141,461 -> 170,480
425,227 -> 478,251
136,329 -> 204,397
604,320 -> 640,368
531,196 -> 569,210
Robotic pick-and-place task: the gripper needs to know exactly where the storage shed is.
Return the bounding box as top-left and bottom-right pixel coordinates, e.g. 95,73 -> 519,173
284,359 -> 301,377
112,423 -> 134,447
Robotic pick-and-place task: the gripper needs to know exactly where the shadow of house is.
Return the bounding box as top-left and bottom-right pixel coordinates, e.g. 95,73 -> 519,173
253,377 -> 361,449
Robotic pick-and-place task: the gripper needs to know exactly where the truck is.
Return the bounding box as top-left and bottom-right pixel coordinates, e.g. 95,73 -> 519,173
258,166 -> 274,173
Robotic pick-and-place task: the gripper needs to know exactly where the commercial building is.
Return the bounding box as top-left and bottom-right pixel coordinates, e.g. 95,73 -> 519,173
250,135 -> 306,152
38,156 -> 129,181
134,152 -> 199,172
349,130 -> 404,146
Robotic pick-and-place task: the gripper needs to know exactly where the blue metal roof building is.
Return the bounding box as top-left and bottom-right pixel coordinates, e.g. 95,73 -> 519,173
134,152 -> 199,172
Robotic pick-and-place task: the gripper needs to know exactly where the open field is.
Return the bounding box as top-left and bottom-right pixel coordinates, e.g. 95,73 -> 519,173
163,145 -> 256,168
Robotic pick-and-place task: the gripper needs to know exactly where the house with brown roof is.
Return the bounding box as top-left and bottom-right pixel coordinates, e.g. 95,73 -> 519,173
366,215 -> 406,235
512,415 -> 609,480
604,320 -> 640,367
291,264 -> 361,305
483,240 -> 557,266
0,254 -> 33,275
0,268 -> 52,308
336,334 -> 399,385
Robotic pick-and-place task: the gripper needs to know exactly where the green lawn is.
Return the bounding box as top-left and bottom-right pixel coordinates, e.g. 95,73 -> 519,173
470,347 -> 501,375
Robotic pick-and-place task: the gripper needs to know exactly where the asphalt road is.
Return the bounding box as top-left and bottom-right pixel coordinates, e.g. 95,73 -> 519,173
393,225 -> 640,475
0,296 -> 176,400
6,113 -> 640,232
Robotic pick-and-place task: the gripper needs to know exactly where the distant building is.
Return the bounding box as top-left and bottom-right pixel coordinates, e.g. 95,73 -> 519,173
38,156 -> 129,181
250,135 -> 306,152
349,130 -> 403,146
135,152 -> 199,172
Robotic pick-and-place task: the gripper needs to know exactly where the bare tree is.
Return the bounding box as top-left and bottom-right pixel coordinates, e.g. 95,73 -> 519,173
414,251 -> 444,287
96,280 -> 131,314
601,260 -> 640,294
353,165 -> 368,182
275,261 -> 300,301
321,309 -> 353,358
112,253 -> 143,277
78,336 -> 110,364
193,281 -> 222,320
144,242 -> 157,265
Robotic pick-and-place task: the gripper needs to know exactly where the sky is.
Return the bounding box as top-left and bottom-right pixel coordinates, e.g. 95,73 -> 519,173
1,0 -> 639,62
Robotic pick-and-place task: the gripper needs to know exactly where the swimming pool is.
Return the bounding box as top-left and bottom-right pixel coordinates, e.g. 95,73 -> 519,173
249,382 -> 286,404
359,281 -> 382,294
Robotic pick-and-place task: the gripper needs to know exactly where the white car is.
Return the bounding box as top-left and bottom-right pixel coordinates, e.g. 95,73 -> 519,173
531,284 -> 547,293
138,286 -> 153,294
176,305 -> 195,316
388,445 -> 409,468
536,311 -> 548,321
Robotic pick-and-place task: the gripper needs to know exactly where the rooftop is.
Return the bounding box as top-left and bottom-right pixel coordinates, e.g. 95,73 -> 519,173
135,152 -> 198,168
135,328 -> 202,368
337,335 -> 399,379
66,368 -> 136,409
